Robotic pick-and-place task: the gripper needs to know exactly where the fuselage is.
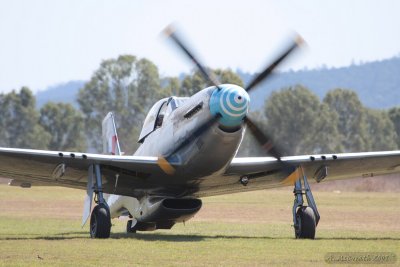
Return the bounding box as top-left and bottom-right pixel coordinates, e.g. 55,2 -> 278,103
135,84 -> 250,177
107,84 -> 250,224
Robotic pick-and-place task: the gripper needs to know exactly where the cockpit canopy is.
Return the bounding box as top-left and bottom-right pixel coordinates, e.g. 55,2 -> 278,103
138,96 -> 189,143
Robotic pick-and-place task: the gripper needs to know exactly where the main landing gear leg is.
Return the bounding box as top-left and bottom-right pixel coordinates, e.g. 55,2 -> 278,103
292,166 -> 320,239
90,164 -> 111,238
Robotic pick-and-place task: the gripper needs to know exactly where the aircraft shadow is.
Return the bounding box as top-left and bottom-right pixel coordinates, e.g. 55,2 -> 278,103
1,232 -> 400,242
109,233 -> 290,241
110,234 -> 400,242
316,237 -> 400,241
0,231 -> 89,241
0,233 -> 280,241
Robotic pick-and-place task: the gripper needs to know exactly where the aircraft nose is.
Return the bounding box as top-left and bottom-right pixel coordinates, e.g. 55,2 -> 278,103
209,85 -> 250,127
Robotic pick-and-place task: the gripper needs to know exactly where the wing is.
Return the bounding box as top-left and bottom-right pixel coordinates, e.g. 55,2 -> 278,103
0,147 -> 170,197
193,151 -> 400,197
3,147 -> 400,199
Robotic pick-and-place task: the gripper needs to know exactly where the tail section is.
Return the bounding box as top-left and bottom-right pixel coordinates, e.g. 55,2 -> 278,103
101,112 -> 131,221
102,112 -> 122,155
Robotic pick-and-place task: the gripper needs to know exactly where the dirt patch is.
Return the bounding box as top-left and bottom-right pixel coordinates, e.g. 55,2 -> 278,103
0,178 -> 10,184
313,174 -> 400,192
0,199 -> 82,219
318,206 -> 400,231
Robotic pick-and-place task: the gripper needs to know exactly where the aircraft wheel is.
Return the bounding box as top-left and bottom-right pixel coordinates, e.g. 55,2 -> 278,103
295,206 -> 316,239
126,220 -> 137,233
90,203 -> 111,238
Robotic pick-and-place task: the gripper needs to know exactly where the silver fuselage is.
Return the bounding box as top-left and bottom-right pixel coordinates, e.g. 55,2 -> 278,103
107,85 -> 249,222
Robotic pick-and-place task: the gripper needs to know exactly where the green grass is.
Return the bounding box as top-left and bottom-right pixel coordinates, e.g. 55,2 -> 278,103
0,185 -> 399,266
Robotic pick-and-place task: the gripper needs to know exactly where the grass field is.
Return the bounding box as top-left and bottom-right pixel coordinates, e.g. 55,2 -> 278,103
0,184 -> 399,266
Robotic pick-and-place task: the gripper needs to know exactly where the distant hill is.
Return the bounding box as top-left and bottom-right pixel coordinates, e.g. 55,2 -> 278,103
35,56 -> 400,110
36,80 -> 85,108
240,56 -> 400,110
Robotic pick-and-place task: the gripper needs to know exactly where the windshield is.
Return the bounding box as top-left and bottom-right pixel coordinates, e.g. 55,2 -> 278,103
138,97 -> 191,143
165,97 -> 190,116
138,98 -> 168,142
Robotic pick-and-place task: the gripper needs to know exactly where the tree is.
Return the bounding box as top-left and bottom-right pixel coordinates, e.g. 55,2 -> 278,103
0,87 -> 49,149
364,109 -> 398,151
39,102 -> 87,151
78,55 -> 166,153
179,68 -> 244,96
180,70 -> 205,96
264,85 -> 341,155
323,89 -> 368,152
161,77 -> 180,96
214,69 -> 244,87
388,107 -> 400,148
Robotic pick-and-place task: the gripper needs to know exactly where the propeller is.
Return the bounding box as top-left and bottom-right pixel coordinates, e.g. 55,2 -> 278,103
245,35 -> 304,93
244,116 -> 295,175
243,116 -> 283,160
158,25 -> 304,175
163,25 -> 221,89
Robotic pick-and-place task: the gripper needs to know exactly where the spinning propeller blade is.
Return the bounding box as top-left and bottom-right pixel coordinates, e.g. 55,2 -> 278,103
163,25 -> 221,89
243,116 -> 296,175
245,35 -> 304,93
243,116 -> 283,160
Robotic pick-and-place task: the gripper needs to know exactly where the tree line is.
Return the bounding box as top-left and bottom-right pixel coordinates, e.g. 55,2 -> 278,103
237,86 -> 400,156
1,54 -> 399,156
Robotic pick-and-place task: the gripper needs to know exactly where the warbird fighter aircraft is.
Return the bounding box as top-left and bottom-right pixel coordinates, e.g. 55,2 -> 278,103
2,25 -> 400,239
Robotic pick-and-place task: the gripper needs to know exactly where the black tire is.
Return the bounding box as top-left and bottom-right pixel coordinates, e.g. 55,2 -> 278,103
295,206 -> 316,239
90,203 -> 111,238
126,220 -> 137,233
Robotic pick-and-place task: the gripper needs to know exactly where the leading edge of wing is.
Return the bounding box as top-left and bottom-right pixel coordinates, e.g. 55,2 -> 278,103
0,147 -> 158,164
227,150 -> 400,175
0,147 -> 161,184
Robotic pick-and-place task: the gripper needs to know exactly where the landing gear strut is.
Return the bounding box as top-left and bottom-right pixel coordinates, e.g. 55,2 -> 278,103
89,164 -> 111,238
292,166 -> 320,239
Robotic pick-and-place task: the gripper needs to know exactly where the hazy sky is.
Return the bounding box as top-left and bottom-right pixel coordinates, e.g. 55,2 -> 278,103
0,0 -> 399,93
